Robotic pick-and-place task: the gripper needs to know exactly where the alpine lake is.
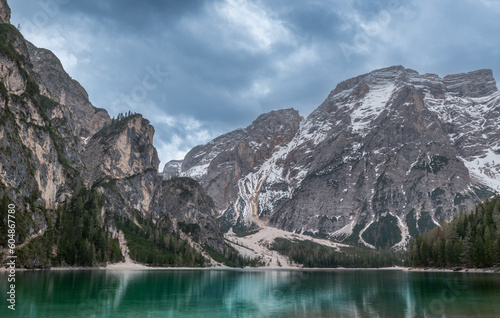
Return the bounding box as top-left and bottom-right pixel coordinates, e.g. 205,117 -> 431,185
2,269 -> 500,318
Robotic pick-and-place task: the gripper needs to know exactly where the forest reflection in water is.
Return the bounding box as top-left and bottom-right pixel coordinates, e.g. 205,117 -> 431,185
1,269 -> 500,317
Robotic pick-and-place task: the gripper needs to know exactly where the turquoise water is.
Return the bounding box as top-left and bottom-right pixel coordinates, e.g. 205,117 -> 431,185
1,269 -> 500,317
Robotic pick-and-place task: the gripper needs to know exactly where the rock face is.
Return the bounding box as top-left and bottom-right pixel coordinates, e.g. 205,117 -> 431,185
81,114 -> 161,219
82,115 -> 159,186
169,66 -> 500,249
0,23 -> 85,210
0,0 -> 10,24
160,177 -> 225,253
164,108 -> 302,233
28,43 -> 110,144
0,19 -> 117,253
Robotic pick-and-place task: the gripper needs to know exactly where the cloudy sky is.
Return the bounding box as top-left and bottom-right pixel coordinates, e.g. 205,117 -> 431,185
10,0 -> 500,168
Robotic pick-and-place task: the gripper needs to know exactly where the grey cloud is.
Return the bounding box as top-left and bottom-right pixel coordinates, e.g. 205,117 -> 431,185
9,0 -> 500,166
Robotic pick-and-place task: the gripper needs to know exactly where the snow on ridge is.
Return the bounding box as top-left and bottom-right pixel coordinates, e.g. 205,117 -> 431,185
422,80 -> 500,194
236,142 -> 299,223
182,162 -> 210,180
234,116 -> 323,223
296,116 -> 334,147
349,83 -> 396,137
80,136 -> 90,145
423,86 -> 500,125
459,149 -> 500,192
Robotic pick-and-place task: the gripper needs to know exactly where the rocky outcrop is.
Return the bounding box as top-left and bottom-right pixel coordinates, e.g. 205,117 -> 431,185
0,0 -> 10,24
82,115 -> 158,185
0,18 -> 111,208
82,114 -> 160,219
27,43 -> 110,150
172,66 -> 500,249
164,108 -> 302,231
0,24 -> 73,209
160,177 -> 225,253
443,69 -> 497,98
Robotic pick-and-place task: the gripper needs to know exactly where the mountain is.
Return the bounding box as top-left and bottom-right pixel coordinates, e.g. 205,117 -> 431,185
165,108 -> 303,234
165,65 -> 500,249
0,0 -> 225,268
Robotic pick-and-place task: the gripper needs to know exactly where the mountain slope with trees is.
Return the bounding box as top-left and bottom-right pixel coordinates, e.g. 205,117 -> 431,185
411,196 -> 500,268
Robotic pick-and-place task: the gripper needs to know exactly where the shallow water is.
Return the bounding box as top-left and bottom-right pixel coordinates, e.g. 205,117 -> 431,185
1,269 -> 500,317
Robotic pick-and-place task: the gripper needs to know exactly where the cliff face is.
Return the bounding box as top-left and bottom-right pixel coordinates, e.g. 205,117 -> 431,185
0,17 -> 111,210
82,115 -> 158,186
28,43 -> 110,144
0,17 -> 117,260
82,114 -> 161,218
0,24 -> 75,212
170,66 -> 500,249
0,0 -> 10,24
160,177 -> 225,253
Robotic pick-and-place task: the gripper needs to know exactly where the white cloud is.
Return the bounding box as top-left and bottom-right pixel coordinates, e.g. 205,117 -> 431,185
155,135 -> 187,168
181,0 -> 294,54
243,79 -> 271,98
180,117 -> 202,131
19,19 -> 93,76
128,103 -> 215,165
10,0 -> 500,168
155,128 -> 215,168
156,114 -> 177,127
214,0 -> 293,52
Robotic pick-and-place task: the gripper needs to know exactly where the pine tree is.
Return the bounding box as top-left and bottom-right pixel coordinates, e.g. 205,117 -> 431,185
460,223 -> 473,267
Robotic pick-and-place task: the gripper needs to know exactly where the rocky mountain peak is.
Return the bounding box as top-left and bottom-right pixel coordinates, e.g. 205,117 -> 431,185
0,0 -> 10,24
331,65 -> 409,96
82,114 -> 159,186
249,108 -> 302,129
443,69 -> 497,97
0,1 -> 231,268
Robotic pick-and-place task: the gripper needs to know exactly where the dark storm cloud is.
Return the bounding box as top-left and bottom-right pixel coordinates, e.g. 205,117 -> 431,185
9,0 -> 500,166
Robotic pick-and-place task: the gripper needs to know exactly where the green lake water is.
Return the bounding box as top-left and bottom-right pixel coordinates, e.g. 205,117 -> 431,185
1,269 -> 500,317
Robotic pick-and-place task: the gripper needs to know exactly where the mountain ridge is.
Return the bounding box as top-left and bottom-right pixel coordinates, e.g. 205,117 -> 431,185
167,65 -> 500,249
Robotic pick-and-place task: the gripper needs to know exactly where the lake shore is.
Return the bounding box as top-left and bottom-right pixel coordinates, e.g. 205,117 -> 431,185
3,264 -> 500,273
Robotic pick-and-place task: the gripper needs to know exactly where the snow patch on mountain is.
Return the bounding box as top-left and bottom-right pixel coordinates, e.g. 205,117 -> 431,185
460,149 -> 500,192
349,83 -> 396,136
184,162 -> 210,180
330,220 -> 354,240
358,219 -> 376,249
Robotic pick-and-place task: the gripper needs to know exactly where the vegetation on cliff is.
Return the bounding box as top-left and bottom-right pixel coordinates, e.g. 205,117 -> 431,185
11,187 -> 123,268
115,213 -> 206,267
